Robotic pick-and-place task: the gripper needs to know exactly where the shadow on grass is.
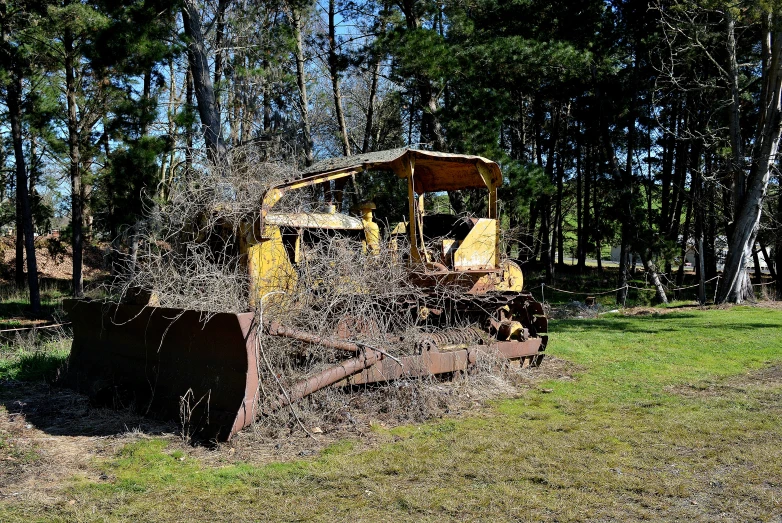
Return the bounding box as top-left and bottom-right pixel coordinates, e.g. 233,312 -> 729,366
1,348 -> 176,438
0,377 -> 177,438
553,313 -> 782,335
0,302 -> 60,323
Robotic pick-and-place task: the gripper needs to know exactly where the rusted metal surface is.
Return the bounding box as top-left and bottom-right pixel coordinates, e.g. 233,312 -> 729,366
415,328 -> 484,352
489,339 -> 543,359
270,350 -> 381,411
63,299 -> 259,442
346,346 -> 476,385
301,148 -> 503,191
265,321 -> 361,352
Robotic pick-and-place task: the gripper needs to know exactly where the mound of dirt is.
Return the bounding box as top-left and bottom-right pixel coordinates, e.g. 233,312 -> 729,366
0,235 -> 108,281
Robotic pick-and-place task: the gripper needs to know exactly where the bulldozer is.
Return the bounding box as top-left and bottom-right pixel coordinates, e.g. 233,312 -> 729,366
63,148 -> 547,442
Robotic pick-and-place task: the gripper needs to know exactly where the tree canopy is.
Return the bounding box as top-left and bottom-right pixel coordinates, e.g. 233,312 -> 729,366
1,0 -> 781,304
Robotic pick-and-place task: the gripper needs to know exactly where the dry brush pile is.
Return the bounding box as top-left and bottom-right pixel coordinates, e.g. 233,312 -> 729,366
107,146 -> 535,438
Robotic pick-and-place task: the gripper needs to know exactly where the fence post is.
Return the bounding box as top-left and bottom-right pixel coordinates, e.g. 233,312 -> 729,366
713,275 -> 720,304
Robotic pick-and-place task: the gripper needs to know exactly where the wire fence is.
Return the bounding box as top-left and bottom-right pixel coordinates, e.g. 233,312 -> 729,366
0,322 -> 71,335
0,277 -> 776,335
532,275 -> 777,307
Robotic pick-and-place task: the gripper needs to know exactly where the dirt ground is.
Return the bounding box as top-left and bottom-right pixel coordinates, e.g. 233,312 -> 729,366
0,356 -> 579,504
666,363 -> 782,400
0,235 -> 108,282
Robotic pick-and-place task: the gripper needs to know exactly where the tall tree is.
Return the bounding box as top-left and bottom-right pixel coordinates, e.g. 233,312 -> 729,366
182,0 -> 227,162
717,8 -> 782,303
289,1 -> 313,166
0,0 -> 42,312
326,0 -> 350,156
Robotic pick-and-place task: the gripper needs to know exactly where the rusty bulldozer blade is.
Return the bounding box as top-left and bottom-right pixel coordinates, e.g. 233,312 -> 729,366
63,300 -> 260,442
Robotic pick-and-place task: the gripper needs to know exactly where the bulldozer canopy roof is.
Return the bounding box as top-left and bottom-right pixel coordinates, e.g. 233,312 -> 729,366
302,148 -> 502,192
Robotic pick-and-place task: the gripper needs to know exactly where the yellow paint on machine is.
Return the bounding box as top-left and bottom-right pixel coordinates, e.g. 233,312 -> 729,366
453,218 -> 498,270
263,212 -> 363,230
247,225 -> 298,308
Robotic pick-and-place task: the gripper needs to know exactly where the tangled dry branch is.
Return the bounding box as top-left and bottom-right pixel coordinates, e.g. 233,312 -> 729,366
105,145 -> 531,437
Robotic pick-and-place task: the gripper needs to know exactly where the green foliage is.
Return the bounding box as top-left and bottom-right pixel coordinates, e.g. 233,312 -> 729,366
499,160 -> 552,221
357,169 -> 409,229
43,236 -> 68,263
0,199 -> 15,229
93,135 -> 170,235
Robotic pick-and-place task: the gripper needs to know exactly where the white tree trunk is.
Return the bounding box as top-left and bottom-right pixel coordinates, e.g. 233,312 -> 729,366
719,28 -> 782,303
290,6 -> 313,167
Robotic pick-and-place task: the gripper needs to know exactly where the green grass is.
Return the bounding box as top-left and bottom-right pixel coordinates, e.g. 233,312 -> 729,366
2,307 -> 782,521
0,279 -> 72,380
0,341 -> 70,381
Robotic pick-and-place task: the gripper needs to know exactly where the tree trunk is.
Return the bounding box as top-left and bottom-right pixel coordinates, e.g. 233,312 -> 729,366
697,237 -> 706,304
539,201 -> 551,282
263,54 -> 272,135
186,63 -> 194,172
525,200 -> 539,262
7,70 -> 41,312
362,58 -> 381,154
776,185 -> 782,283
593,162 -> 602,274
660,101 -> 677,234
161,57 -> 178,199
555,147 -> 564,268
641,250 -> 669,304
398,1 -> 443,151
726,12 -> 745,219
760,243 -> 776,280
617,241 -> 628,306
290,6 -> 313,166
705,156 -> 718,279
603,128 -> 630,305
182,0 -> 227,162
677,193 -> 693,287
14,180 -> 23,287
212,0 -> 228,118
575,137 -> 583,269
718,28 -> 782,303
328,0 -> 351,156
64,30 -> 83,298
129,222 -> 140,276
579,142 -> 591,270
667,111 -> 689,249
752,248 -> 763,283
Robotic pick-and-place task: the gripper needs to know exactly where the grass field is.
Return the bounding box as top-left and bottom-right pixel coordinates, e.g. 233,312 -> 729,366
1,305 -> 781,521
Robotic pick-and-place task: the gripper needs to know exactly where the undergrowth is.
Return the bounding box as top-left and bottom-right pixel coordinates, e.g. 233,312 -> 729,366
0,331 -> 70,381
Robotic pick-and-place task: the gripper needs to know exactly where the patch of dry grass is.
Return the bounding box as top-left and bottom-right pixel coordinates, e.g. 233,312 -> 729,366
0,307 -> 781,521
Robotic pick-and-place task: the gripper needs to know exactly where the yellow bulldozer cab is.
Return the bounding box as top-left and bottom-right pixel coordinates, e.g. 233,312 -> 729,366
251,148 -> 520,307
